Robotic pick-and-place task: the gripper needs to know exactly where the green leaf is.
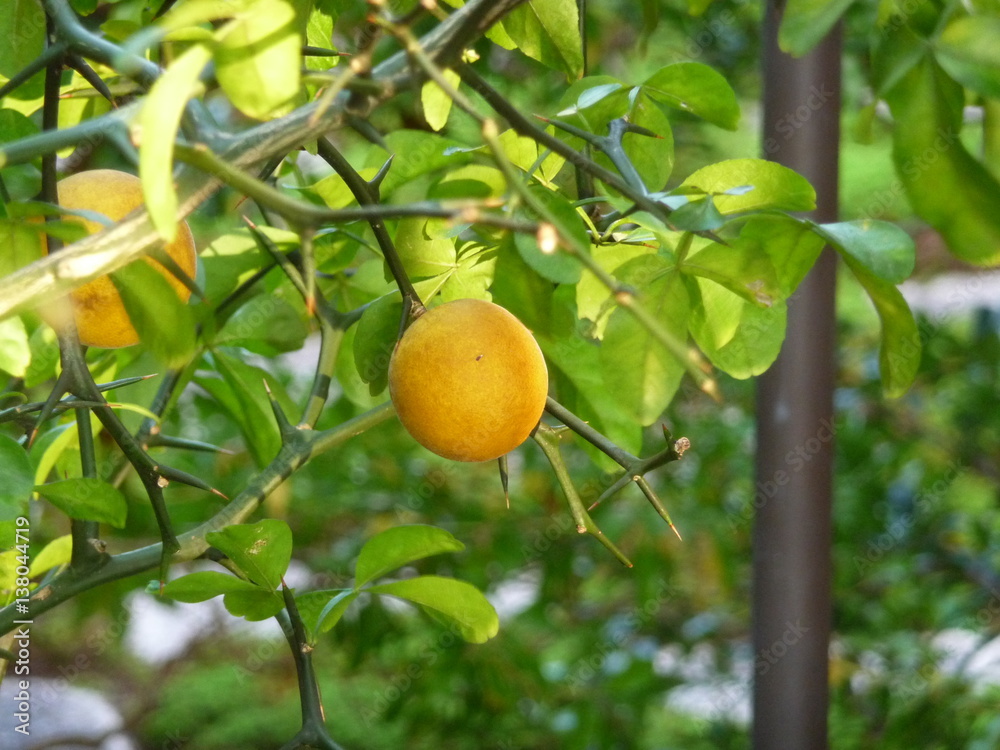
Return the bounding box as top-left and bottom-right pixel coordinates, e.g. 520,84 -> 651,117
222,589 -> 286,621
884,56 -> 1000,265
0,317 -> 31,378
354,293 -> 403,396
687,277 -> 787,379
600,257 -> 689,425
215,293 -> 309,356
680,235 -> 783,307
497,128 -> 565,185
355,525 -> 466,589
295,589 -> 359,636
778,0 -> 856,58
374,130 -> 474,197
0,219 -> 43,279
421,68 -> 461,131
200,349 -> 286,465
624,90 -> 675,192
34,477 -> 128,528
668,197 -> 725,233
368,575 -> 499,644
137,42 -> 212,241
0,434 -> 34,522
395,218 -> 457,279
935,16 -> 1000,99
747,215 -> 826,295
0,0 -> 46,101
28,534 -> 72,578
555,75 -> 630,131
304,6 -> 339,71
640,62 -> 740,130
842,257 -> 921,398
871,24 -> 927,96
515,188 -> 585,284
353,293 -> 401,396
161,570 -> 262,603
809,219 -> 915,284
680,159 -> 816,214
206,519 -> 292,591
110,258 -> 197,368
214,0 -> 302,120
502,0 -> 584,79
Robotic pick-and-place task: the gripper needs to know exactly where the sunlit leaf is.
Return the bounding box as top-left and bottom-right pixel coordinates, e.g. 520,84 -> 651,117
355,525 -> 466,589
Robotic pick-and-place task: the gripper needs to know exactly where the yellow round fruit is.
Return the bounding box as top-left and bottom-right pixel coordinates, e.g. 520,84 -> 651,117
388,298 -> 549,462
42,169 -> 197,349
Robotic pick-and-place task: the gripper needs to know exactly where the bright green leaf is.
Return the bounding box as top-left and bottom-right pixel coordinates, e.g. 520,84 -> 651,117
215,0 -> 302,120
161,570 -> 262,603
681,235 -> 783,307
680,159 -> 816,214
641,62 -> 740,130
137,42 -> 212,242
625,91 -> 675,192
0,317 -> 31,378
745,215 -> 826,295
205,519 -> 293,591
369,575 -> 499,644
395,218 -> 457,279
936,16 -> 1000,99
355,525 -> 466,589
502,0 -> 584,80
600,257 -> 689,425
35,477 -> 128,528
28,534 -> 72,578
222,589 -> 285,621
687,277 -> 787,379
421,68 -> 461,131
0,435 -> 34,522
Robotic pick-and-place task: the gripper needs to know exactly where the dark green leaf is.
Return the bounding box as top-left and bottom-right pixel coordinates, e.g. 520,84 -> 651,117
641,62 -> 740,130
205,518 -> 293,590
810,219 -> 915,284
34,477 -> 128,528
355,525 -> 466,589
502,0 -> 584,79
884,56 -> 1000,265
161,570 -> 262,603
515,188 -> 585,284
625,91 -> 675,192
215,294 -> 309,356
0,0 -> 46,100
368,575 -> 499,643
111,258 -> 197,368
0,434 -> 33,522
842,257 -> 921,398
353,293 -> 402,395
778,0 -> 856,58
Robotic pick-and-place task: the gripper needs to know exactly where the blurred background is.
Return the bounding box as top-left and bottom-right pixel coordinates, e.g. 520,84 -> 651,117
3,0 -> 1000,748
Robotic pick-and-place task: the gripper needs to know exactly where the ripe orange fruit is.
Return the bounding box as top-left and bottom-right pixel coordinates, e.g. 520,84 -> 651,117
388,299 -> 549,462
42,169 -> 197,349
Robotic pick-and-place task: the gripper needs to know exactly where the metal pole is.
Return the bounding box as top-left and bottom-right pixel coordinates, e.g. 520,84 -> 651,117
753,2 -> 841,749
